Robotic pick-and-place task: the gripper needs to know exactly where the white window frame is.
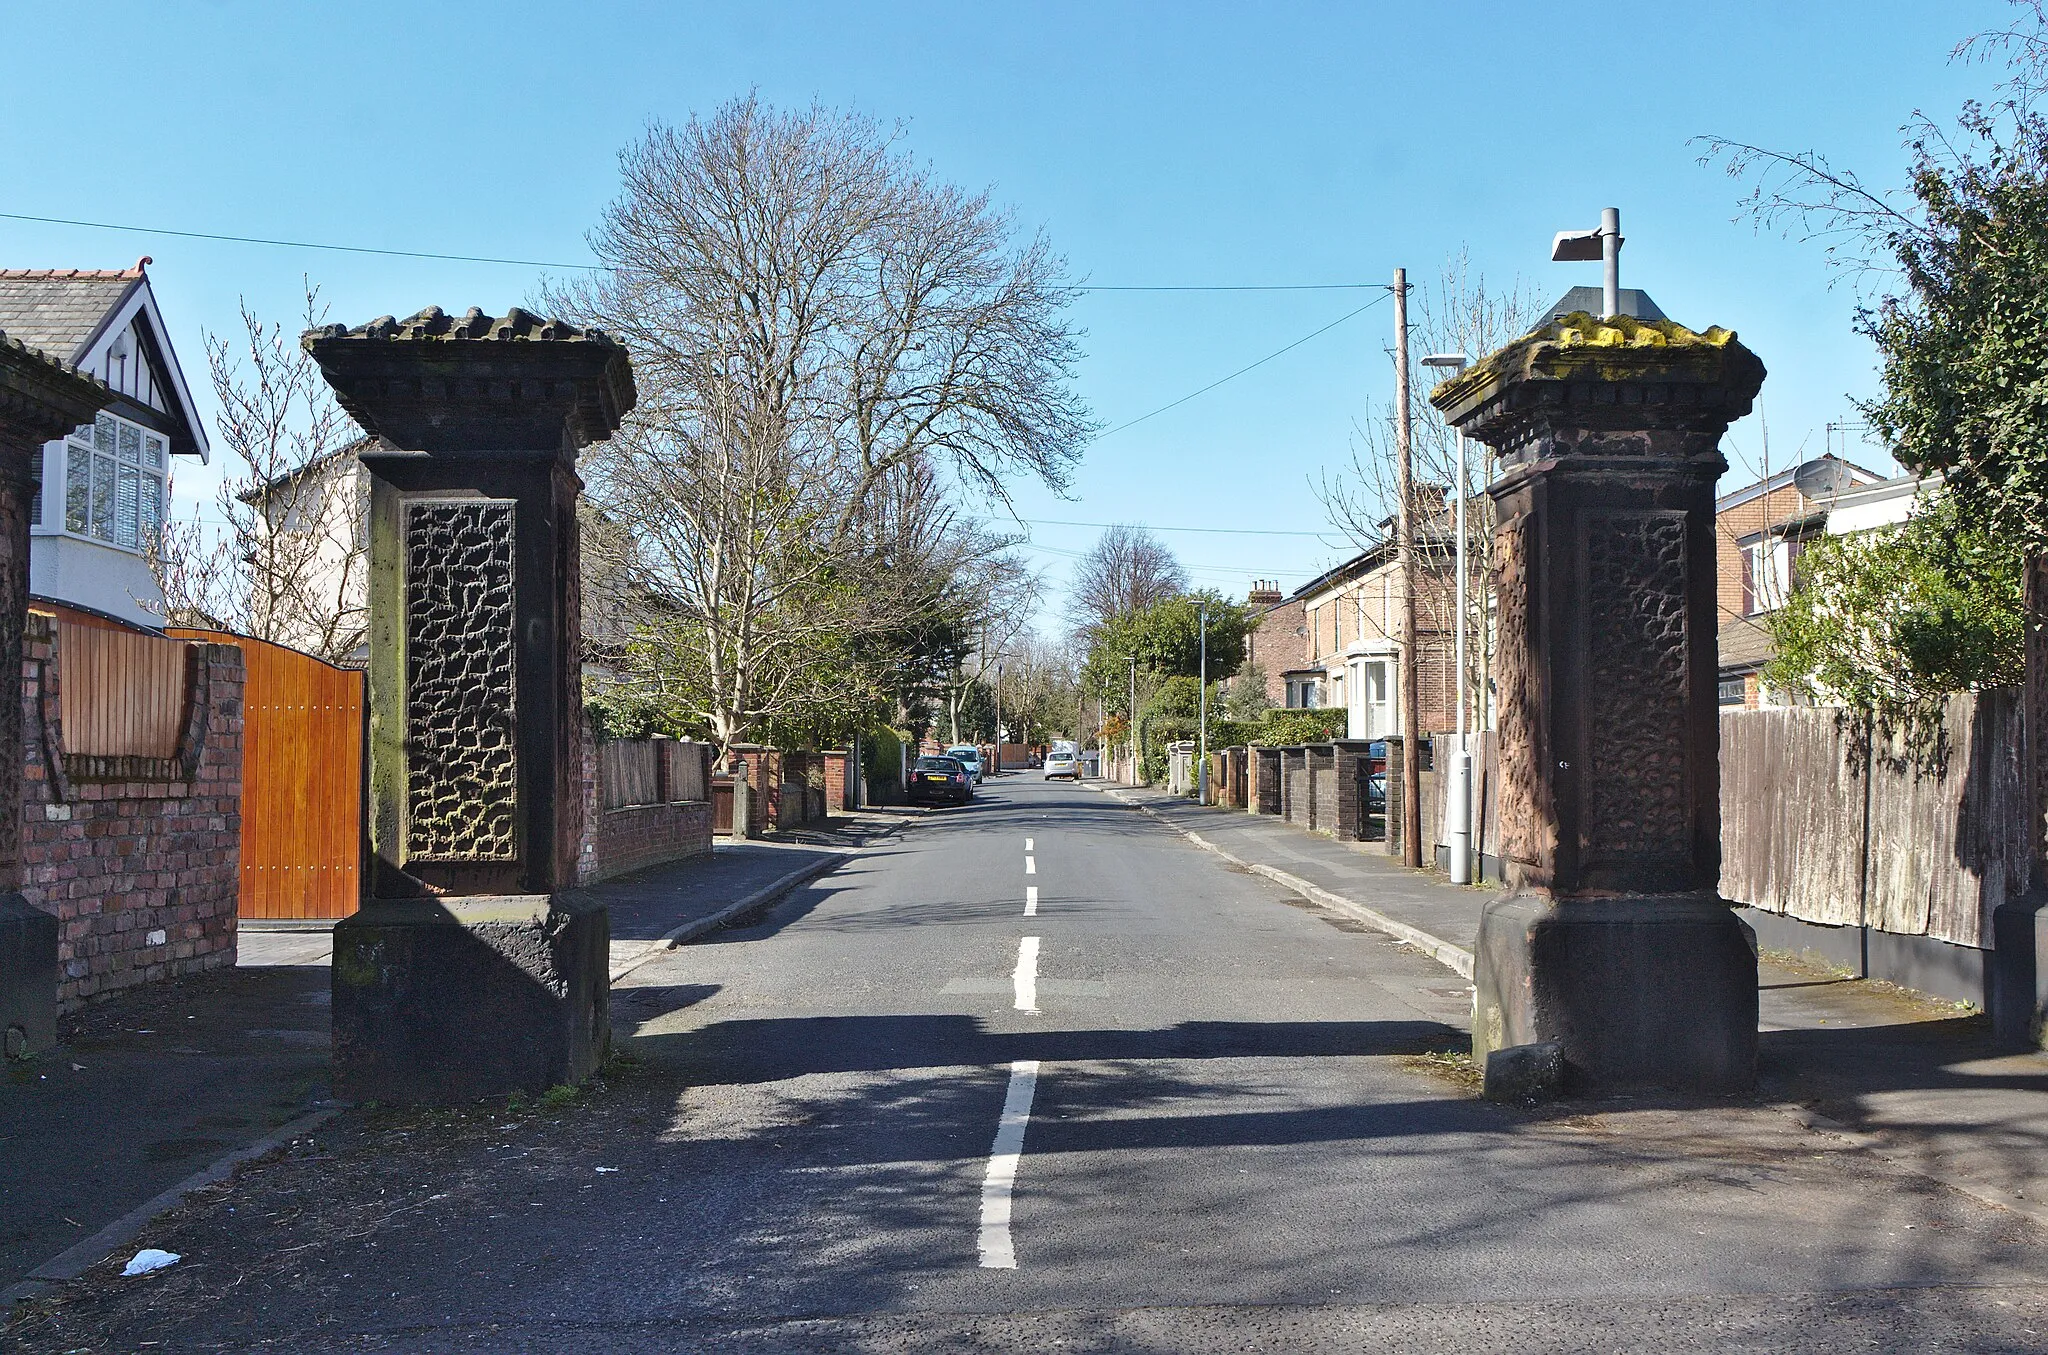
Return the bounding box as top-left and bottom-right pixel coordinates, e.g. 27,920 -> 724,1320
38,411 -> 170,554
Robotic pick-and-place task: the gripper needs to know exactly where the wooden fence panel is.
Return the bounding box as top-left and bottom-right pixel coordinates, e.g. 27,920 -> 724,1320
600,741 -> 660,809
1720,707 -> 1865,928
167,628 -> 362,921
1865,692 -> 2027,948
1720,694 -> 2029,949
663,740 -> 707,803
57,621 -> 188,757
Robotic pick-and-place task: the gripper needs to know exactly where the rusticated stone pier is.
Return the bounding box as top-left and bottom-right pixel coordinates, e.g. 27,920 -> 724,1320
0,333 -> 110,1058
305,307 -> 636,1104
1432,312 -> 1766,1095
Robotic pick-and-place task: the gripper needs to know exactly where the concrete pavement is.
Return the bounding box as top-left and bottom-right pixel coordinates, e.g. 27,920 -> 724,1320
1106,778 -> 2048,1234
1,815 -> 906,1311
8,776 -> 2048,1352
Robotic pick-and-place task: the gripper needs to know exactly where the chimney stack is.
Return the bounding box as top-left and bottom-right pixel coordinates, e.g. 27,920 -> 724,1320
1247,578 -> 1282,608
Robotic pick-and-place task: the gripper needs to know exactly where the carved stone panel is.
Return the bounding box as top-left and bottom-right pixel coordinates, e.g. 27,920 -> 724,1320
404,499 -> 517,861
1579,510 -> 1691,863
1494,511 -> 1543,869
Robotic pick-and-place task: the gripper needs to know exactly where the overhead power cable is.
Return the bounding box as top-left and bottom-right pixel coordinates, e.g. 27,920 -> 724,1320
1019,516 -> 1332,538
0,210 -> 1376,292
1093,293 -> 1389,439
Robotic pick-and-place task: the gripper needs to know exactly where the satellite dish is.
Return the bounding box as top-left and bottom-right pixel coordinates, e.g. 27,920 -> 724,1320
1791,458 -> 1855,499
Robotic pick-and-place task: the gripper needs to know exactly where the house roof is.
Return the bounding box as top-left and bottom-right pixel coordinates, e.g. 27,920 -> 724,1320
0,259 -> 208,461
1714,455 -> 1885,514
1718,615 -> 1776,673
240,435 -> 372,505
0,264 -> 148,361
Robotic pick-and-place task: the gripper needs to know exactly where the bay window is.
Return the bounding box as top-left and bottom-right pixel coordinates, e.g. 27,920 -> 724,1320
51,412 -> 168,551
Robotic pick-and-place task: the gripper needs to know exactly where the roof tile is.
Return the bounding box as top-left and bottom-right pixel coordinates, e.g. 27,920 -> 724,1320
0,259 -> 149,359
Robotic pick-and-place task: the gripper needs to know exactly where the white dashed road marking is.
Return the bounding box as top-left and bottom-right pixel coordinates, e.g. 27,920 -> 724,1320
1013,936 -> 1040,1012
1024,885 -> 1038,917
1025,856 -> 1036,875
977,1059 -> 1041,1269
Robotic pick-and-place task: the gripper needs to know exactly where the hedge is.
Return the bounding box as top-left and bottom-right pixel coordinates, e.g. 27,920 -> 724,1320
1256,708 -> 1349,745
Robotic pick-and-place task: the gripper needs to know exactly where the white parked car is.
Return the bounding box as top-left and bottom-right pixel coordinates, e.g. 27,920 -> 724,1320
1043,750 -> 1081,780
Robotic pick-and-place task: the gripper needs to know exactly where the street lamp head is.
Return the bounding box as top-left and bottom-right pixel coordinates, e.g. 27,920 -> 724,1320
1420,353 -> 1471,372
1550,229 -> 1604,263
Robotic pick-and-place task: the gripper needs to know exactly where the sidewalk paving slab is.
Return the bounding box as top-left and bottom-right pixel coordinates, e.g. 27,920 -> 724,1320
2,812 -> 904,1303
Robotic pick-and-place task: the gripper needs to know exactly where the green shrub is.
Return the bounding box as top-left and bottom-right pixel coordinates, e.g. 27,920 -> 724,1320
862,726 -> 907,798
1208,719 -> 1257,750
1257,708 -> 1348,745
1146,675 -> 1202,720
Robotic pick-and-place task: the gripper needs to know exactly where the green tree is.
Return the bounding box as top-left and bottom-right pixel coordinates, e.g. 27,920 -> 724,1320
1766,496 -> 2024,712
1082,590 -> 1254,709
1702,4 -> 2048,710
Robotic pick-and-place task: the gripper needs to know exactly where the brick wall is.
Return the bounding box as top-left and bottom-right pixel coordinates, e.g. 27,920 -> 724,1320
583,800 -> 714,883
1246,597 -> 1308,706
577,722 -> 715,884
1308,744 -> 1337,835
20,615 -> 244,1010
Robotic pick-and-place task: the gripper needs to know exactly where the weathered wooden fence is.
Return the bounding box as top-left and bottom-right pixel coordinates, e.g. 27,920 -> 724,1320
600,737 -> 710,809
1431,732 -> 1500,873
1719,693 -> 2029,949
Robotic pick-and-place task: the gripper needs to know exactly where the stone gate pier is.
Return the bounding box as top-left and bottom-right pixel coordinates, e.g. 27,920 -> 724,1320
306,307 -> 635,1104
0,334 -> 110,1057
1432,312 -> 1766,1093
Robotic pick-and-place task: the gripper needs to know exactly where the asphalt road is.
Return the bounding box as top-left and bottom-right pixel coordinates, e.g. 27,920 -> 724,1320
13,775 -> 2048,1352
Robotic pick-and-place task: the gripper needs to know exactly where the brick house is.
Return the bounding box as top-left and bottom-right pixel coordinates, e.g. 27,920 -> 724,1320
1291,537 -> 1458,740
1713,455 -> 1886,707
1240,579 -> 1307,708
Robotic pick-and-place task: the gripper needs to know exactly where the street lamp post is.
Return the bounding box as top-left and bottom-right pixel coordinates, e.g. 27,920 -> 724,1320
994,661 -> 1003,777
1552,207 -> 1624,319
1125,654 -> 1138,786
1423,351 -> 1474,885
1197,601 -> 1210,804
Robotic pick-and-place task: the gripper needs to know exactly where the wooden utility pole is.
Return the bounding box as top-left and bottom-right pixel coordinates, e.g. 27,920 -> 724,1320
1394,267 -> 1423,868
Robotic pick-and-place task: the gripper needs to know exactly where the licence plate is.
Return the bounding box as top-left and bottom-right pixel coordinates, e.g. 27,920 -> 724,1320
925,774 -> 950,782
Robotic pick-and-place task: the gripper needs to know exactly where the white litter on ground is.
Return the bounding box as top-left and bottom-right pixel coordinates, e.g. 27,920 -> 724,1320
594,1166 -> 619,1173
122,1249 -> 181,1276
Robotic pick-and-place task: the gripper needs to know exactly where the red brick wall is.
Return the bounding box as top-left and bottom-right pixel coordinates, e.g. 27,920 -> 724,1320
824,750 -> 849,812
576,721 -> 715,884
583,800 -> 714,883
20,615 -> 244,1010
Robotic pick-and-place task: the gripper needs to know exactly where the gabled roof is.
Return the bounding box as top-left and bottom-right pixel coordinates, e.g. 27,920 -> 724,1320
240,435 -> 371,505
0,265 -> 146,359
0,259 -> 208,461
1715,455 -> 1885,514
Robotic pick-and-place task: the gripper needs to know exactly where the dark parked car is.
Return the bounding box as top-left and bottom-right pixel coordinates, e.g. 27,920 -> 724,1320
907,755 -> 973,806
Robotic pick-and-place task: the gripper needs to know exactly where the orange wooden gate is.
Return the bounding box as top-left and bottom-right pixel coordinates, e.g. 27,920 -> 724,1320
166,629 -> 363,920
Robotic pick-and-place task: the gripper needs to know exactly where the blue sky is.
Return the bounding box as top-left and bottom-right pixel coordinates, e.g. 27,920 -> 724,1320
0,0 -> 2005,616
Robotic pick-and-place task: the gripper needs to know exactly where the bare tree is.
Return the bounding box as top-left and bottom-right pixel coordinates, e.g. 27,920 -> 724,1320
147,284 -> 367,663
1317,254 -> 1542,734
1067,523 -> 1189,634
546,97 -> 1092,750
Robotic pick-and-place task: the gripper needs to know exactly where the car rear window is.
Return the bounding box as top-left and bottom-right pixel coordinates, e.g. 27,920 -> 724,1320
915,757 -> 963,772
